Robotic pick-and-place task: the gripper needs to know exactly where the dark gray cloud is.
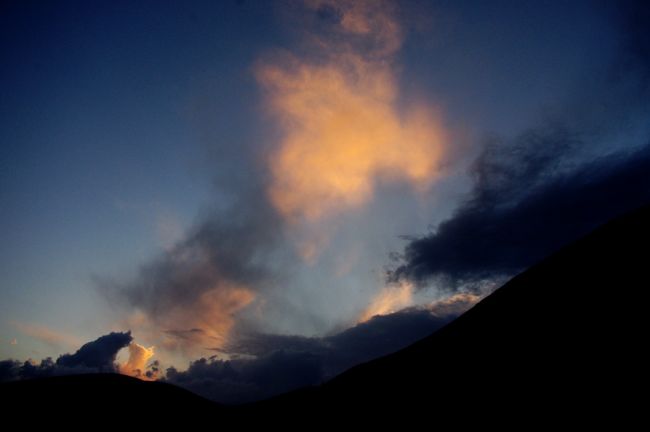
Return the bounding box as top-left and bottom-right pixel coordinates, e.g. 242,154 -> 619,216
167,349 -> 323,404
0,331 -> 132,382
164,296 -> 471,404
56,331 -> 132,370
390,136 -> 650,286
0,359 -> 20,382
389,0 -> 650,287
0,358 -> 57,381
15,357 -> 56,380
164,328 -> 206,341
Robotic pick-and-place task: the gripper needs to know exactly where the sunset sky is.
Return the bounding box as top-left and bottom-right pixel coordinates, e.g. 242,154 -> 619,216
2,0 -> 649,401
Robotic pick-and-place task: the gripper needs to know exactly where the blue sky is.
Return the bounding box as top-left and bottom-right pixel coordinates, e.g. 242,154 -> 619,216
0,0 -> 630,363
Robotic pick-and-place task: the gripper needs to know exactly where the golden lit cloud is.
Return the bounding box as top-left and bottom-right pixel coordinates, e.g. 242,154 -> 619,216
359,288 -> 481,323
119,342 -> 155,379
257,0 -> 445,224
123,283 -> 255,358
358,281 -> 414,323
188,286 -> 256,347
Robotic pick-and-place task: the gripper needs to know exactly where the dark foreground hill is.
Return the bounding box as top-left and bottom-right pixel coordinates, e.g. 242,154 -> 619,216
0,373 -> 223,422
2,204 -> 648,425
257,204 -> 649,423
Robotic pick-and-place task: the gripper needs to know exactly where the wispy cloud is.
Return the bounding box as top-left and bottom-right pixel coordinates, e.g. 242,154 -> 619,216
11,321 -> 81,350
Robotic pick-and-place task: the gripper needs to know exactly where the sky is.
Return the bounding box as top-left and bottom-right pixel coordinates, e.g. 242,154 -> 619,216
1,0 -> 649,403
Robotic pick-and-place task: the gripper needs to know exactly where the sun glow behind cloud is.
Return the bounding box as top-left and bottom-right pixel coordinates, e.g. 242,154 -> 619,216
358,281 -> 414,323
119,342 -> 155,379
123,283 -> 255,357
359,288 -> 481,324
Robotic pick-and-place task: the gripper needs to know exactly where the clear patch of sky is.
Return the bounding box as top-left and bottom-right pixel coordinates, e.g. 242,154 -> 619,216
399,0 -> 619,136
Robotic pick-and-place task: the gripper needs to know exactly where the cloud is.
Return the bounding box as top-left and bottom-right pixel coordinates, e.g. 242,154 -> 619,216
119,342 -> 156,379
163,328 -> 206,342
0,359 -> 20,382
167,349 -> 324,404
0,358 -> 57,382
0,331 -> 135,382
165,294 -> 475,403
390,133 -> 650,286
389,0 -> 650,287
258,0 -> 445,223
15,357 -> 56,380
100,0 -> 447,361
97,2 -> 650,399
358,281 -> 414,323
56,331 -> 132,371
11,321 -> 81,350
99,198 -> 279,355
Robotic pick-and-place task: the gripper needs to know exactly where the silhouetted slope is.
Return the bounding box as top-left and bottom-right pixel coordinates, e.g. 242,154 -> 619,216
0,373 -> 222,424
255,204 -> 649,423
2,205 -> 647,425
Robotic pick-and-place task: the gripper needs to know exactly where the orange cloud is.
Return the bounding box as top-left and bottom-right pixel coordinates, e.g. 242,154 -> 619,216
123,283 -> 255,358
119,342 -> 156,380
358,281 -> 414,323
258,0 -> 445,224
359,287 -> 482,323
186,286 -> 256,347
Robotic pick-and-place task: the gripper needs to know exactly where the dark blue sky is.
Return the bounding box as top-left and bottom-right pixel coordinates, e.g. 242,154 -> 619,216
0,0 -> 637,366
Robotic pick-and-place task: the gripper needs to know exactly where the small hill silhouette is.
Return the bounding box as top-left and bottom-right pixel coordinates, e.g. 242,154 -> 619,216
2,204 -> 647,426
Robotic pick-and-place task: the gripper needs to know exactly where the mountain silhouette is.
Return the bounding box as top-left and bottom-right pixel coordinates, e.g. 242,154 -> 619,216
255,204 -> 648,425
2,204 -> 647,426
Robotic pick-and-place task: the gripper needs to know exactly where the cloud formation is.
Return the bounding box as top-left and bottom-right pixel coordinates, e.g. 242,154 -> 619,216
56,331 -> 132,370
0,358 -> 55,382
358,281 -> 414,323
390,131 -> 650,285
0,331 -> 133,382
119,342 -> 156,379
389,0 -> 650,287
258,0 -> 445,223
94,1 -> 650,401
165,293 -> 476,404
99,0 -> 448,360
101,198 -> 279,354
11,321 -> 81,350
